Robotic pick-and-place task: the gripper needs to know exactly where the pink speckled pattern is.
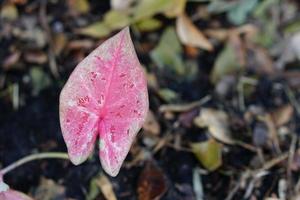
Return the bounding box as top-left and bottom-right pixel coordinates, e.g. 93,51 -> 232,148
0,177 -> 33,200
59,27 -> 149,176
0,190 -> 34,200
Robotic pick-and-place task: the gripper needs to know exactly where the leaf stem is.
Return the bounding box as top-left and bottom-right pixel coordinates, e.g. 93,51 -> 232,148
0,152 -> 69,176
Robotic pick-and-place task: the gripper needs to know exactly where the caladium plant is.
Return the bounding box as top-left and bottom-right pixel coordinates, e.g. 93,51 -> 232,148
0,176 -> 33,200
59,27 -> 149,176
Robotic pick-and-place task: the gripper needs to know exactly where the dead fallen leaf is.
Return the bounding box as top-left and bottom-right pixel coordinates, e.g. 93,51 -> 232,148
176,13 -> 213,51
24,51 -> 48,64
53,33 -> 67,55
210,30 -> 246,83
270,104 -> 294,127
277,32 -> 300,69
164,0 -> 186,18
0,3 -> 18,20
179,108 -> 199,128
110,0 -> 134,11
96,174 -> 117,200
67,39 -> 94,50
262,114 -> 281,153
194,108 -> 235,144
33,177 -> 65,200
205,28 -> 229,41
68,0 -> 90,14
184,46 -> 199,58
3,51 -> 21,70
190,139 -> 222,171
143,110 -> 160,135
77,22 -> 111,38
138,161 -> 167,200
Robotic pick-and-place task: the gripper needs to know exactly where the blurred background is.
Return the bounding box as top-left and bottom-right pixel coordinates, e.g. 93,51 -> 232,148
1,0 -> 300,199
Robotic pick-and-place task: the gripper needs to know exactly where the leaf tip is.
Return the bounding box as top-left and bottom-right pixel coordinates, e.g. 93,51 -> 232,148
68,154 -> 88,166
102,164 -> 121,177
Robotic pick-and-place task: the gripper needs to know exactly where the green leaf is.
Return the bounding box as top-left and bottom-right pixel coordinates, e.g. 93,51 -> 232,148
78,22 -> 111,38
211,43 -> 242,83
30,67 -> 52,96
103,10 -> 132,30
133,0 -> 172,21
158,88 -> 179,103
207,0 -> 237,14
132,0 -> 185,21
150,27 -> 185,76
86,175 -> 100,200
284,21 -> 300,35
135,18 -> 162,32
253,0 -> 279,19
254,21 -> 276,47
227,0 -> 258,25
191,139 -> 222,171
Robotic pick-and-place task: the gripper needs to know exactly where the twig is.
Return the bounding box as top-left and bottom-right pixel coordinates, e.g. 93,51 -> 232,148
39,0 -> 59,78
235,140 -> 258,152
225,176 -> 244,200
287,134 -> 297,196
159,95 -> 211,113
284,84 -> 300,116
255,153 -> 288,174
0,152 -> 69,176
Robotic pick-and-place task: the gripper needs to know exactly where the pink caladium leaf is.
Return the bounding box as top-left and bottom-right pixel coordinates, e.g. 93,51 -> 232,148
59,27 -> 149,176
0,176 -> 33,200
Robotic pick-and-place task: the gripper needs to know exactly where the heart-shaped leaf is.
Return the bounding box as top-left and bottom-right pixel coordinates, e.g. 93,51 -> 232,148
59,27 -> 149,176
0,177 -> 33,200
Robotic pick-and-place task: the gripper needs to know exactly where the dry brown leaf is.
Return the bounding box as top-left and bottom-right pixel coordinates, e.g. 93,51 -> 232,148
0,3 -> 18,20
184,46 -> 199,58
33,177 -> 65,200
164,0 -> 186,18
137,161 -> 167,200
194,108 -> 234,144
204,29 -> 229,41
53,33 -> 67,55
3,51 -> 21,70
24,51 -> 47,64
96,174 -> 117,200
142,110 -> 160,135
176,13 -> 213,51
270,104 -> 294,127
67,39 -> 94,50
262,114 -> 281,153
68,0 -> 90,14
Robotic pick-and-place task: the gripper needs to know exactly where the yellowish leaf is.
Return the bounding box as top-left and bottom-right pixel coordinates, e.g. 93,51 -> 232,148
104,10 -> 131,30
176,13 -> 213,51
96,174 -> 117,200
194,108 -> 235,144
142,110 -> 160,135
135,18 -> 162,32
68,0 -> 90,14
77,22 -> 111,38
164,0 -> 186,17
191,139 -> 222,171
0,3 -> 18,20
